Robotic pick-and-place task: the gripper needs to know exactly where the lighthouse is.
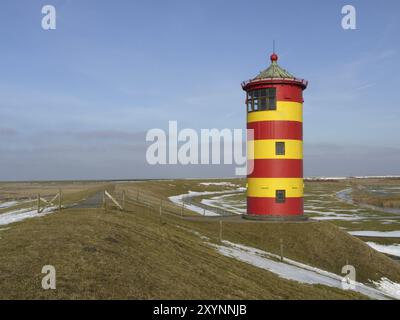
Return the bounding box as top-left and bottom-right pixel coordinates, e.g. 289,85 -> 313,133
242,52 -> 308,219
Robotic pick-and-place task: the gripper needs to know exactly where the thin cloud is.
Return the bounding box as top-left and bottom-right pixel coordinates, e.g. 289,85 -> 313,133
0,127 -> 18,136
74,130 -> 145,141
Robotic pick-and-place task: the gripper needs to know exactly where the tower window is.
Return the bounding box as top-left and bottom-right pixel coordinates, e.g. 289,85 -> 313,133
247,88 -> 276,112
247,100 -> 252,112
253,98 -> 259,111
275,142 -> 285,155
276,190 -> 286,203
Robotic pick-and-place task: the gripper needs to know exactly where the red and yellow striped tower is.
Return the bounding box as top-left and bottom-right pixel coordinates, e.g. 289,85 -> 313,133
242,52 -> 308,220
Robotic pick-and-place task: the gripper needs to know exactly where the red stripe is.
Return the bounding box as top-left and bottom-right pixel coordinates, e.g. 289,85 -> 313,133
243,82 -> 304,103
248,159 -> 303,178
247,121 -> 302,140
247,197 -> 303,216
276,84 -> 304,103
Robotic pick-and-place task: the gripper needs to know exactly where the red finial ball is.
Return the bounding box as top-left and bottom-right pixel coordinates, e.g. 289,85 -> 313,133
270,53 -> 278,62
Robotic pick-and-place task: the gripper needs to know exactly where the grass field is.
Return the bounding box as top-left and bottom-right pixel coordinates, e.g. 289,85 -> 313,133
1,178 -> 400,299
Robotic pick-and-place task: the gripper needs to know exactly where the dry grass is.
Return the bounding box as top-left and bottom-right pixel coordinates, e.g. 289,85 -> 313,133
0,181 -> 109,202
350,178 -> 400,209
0,203 -> 364,299
120,180 -> 400,284
1,178 -> 400,299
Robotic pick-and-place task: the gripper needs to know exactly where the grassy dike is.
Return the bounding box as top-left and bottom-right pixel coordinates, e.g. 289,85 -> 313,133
116,180 -> 400,284
0,200 -> 364,299
0,180 -> 399,299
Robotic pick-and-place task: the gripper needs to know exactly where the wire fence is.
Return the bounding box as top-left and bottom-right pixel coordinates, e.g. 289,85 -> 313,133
103,188 -> 242,218
180,193 -> 240,216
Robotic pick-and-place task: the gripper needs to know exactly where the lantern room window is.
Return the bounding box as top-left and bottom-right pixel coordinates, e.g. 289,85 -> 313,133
247,88 -> 276,112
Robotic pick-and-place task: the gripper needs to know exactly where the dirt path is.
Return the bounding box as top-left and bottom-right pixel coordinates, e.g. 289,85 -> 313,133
70,191 -> 103,209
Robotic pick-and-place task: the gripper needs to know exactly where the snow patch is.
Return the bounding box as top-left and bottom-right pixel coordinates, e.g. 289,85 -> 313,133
366,242 -> 400,258
370,278 -> 400,299
305,209 -> 363,221
0,201 -> 18,209
311,216 -> 363,221
169,188 -> 244,216
201,194 -> 246,215
0,206 -> 57,226
169,191 -> 225,216
199,182 -> 238,187
178,228 -> 397,299
349,230 -> 400,238
212,240 -> 389,299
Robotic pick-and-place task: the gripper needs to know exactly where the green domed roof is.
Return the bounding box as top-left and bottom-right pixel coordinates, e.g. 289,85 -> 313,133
254,53 -> 295,80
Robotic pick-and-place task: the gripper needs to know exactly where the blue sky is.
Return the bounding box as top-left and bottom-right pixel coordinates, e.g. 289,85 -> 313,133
1,0 -> 400,180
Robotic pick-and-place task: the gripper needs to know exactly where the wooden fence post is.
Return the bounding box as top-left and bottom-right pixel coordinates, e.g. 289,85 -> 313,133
122,190 -> 125,211
37,194 -> 40,213
280,238 -> 284,262
104,190 -> 123,210
103,190 -> 106,211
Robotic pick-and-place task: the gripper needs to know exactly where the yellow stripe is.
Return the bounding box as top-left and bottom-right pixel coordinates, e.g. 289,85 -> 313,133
248,139 -> 302,159
247,101 -> 302,123
247,178 -> 304,197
